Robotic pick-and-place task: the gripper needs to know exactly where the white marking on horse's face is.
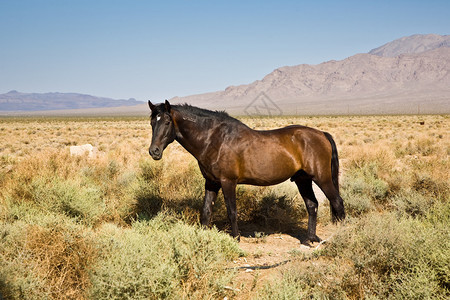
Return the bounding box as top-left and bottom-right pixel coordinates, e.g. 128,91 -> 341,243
156,115 -> 161,121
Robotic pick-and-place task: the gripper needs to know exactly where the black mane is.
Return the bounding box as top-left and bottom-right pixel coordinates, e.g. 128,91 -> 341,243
174,103 -> 243,125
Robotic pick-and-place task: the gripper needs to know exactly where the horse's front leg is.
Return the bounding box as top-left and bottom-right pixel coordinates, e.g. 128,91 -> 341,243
201,179 -> 221,228
221,179 -> 240,241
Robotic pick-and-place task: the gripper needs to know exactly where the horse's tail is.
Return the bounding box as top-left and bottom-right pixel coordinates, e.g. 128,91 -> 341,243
323,132 -> 340,193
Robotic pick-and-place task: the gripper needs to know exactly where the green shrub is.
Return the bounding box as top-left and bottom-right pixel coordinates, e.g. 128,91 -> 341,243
325,209 -> 450,298
341,161 -> 390,217
345,162 -> 389,202
9,176 -> 105,226
341,191 -> 373,217
89,213 -> 243,299
393,191 -> 435,218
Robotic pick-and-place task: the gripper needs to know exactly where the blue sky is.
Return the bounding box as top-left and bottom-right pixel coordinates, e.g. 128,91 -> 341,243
1,0 -> 449,101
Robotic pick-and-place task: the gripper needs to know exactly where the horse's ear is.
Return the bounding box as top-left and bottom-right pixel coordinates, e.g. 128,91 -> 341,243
165,100 -> 171,113
148,100 -> 155,111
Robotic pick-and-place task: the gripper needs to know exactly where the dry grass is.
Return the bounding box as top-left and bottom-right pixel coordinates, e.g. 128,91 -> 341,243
0,114 -> 449,299
0,217 -> 95,299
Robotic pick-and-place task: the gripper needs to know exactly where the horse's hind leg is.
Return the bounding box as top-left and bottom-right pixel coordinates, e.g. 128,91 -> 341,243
201,179 -> 221,228
295,178 -> 321,245
315,179 -> 345,223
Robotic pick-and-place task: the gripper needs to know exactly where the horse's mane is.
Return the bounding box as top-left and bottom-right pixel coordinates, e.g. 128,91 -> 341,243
174,103 -> 243,125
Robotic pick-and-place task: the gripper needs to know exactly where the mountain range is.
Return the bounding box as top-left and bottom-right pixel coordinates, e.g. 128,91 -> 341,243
1,34 -> 449,115
0,91 -> 143,112
171,34 -> 450,115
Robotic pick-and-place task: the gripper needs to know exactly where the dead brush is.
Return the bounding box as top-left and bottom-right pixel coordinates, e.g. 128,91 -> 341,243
0,222 -> 96,300
23,224 -> 96,299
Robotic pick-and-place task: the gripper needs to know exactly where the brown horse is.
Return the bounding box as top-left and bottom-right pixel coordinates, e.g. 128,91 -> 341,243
148,100 -> 345,244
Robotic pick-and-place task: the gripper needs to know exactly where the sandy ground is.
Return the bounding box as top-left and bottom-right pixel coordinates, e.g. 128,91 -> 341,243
225,221 -> 338,299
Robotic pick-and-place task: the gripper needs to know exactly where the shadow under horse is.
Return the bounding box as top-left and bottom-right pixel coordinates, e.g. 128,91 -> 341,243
147,100 -> 345,245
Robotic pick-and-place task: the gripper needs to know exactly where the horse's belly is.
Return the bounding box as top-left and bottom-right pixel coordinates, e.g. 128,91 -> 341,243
238,155 -> 299,186
239,176 -> 290,186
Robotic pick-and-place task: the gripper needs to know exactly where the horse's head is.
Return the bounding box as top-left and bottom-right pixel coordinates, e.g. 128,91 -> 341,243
148,100 -> 176,160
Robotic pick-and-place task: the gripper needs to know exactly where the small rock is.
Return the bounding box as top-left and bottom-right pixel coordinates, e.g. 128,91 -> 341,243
300,244 -> 310,250
69,144 -> 98,158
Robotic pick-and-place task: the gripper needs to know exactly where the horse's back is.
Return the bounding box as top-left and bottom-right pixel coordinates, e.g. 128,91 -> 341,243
254,125 -> 331,153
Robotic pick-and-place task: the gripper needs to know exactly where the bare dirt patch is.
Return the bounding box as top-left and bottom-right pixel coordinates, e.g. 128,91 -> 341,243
228,223 -> 338,299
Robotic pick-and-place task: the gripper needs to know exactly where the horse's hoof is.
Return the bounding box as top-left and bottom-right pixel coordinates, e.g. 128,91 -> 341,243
302,234 -> 321,246
301,240 -> 313,247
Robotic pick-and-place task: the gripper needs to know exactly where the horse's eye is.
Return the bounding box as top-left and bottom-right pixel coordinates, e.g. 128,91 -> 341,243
165,120 -> 171,125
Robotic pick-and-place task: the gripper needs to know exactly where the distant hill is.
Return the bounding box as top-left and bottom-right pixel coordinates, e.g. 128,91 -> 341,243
369,34 -> 450,57
171,34 -> 450,115
0,91 -> 143,111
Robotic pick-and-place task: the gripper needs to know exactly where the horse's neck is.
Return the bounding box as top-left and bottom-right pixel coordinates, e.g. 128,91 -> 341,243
172,109 -> 209,157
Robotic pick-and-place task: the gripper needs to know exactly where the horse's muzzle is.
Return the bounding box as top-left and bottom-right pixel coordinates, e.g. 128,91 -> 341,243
149,146 -> 162,160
